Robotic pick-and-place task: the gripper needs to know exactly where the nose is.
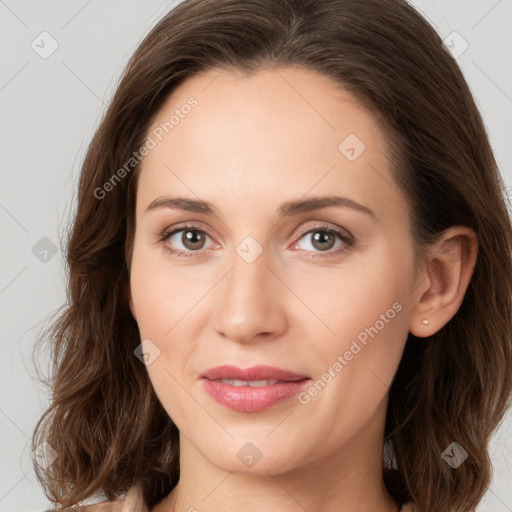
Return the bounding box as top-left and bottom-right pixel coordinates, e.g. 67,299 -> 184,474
212,244 -> 289,344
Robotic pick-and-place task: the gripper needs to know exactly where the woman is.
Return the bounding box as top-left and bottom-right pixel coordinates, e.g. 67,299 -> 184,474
32,0 -> 512,511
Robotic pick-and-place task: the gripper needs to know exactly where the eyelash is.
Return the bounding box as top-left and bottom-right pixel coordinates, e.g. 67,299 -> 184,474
158,222 -> 354,260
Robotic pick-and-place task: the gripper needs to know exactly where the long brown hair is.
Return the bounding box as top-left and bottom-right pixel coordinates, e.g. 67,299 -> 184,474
32,1 -> 512,510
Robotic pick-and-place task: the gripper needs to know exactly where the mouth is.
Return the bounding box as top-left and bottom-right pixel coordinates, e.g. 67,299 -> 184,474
200,365 -> 311,412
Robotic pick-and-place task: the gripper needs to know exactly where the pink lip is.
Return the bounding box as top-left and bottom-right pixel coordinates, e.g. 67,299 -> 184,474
201,364 -> 309,381
201,365 -> 311,412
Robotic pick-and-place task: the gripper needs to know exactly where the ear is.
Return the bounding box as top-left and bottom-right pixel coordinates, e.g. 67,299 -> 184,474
409,226 -> 478,337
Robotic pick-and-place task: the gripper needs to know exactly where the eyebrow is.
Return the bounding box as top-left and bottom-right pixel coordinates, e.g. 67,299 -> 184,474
144,195 -> 376,220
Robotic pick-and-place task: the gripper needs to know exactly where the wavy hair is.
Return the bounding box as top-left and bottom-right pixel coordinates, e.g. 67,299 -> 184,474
32,0 -> 512,510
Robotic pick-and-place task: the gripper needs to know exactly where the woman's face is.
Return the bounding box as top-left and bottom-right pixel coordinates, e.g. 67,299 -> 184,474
129,66 -> 419,474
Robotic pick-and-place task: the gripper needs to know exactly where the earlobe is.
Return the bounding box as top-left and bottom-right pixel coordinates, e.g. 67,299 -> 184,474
409,226 -> 478,337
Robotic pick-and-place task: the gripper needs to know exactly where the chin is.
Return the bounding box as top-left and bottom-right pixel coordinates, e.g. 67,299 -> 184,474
196,436 -> 306,476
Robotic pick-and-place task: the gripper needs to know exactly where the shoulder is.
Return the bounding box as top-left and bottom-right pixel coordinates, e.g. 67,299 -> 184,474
400,502 -> 419,512
76,502 -> 122,511
44,497 -> 126,512
44,484 -> 149,512
80,500 -> 125,511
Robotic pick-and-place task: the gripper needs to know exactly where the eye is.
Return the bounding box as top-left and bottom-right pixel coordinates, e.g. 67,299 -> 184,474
159,222 -> 354,259
159,224 -> 216,257
292,224 -> 353,259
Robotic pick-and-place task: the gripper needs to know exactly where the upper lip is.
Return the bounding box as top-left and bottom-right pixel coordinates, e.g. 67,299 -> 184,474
201,365 -> 310,382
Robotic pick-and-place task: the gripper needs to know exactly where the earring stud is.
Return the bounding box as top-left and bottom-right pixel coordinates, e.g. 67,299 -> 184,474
422,319 -> 429,325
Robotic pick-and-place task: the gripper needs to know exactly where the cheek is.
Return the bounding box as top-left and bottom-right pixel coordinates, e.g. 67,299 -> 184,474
129,240 -> 193,335
130,255 -> 202,426
302,248 -> 412,345
293,275 -> 411,453
304,246 -> 414,394
129,240 -> 205,371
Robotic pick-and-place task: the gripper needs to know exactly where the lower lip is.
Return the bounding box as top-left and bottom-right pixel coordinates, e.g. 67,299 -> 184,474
202,378 -> 310,412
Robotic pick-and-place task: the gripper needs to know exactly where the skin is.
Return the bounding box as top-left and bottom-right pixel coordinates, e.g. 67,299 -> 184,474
127,66 -> 478,512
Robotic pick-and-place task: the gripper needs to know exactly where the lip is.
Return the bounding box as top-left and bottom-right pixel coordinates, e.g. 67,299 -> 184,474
201,364 -> 309,382
201,365 -> 311,413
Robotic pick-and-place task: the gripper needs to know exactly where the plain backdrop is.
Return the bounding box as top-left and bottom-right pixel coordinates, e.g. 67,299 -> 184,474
1,1 -> 511,511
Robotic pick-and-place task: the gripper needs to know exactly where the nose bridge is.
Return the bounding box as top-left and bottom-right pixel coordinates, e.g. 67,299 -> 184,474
213,236 -> 287,342
231,241 -> 268,296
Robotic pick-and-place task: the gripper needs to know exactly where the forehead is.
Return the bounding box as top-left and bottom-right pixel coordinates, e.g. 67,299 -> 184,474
147,65 -> 384,147
136,66 -> 395,217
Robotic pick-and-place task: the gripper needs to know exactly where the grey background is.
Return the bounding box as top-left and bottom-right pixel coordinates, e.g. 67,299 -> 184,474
1,1 -> 511,511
